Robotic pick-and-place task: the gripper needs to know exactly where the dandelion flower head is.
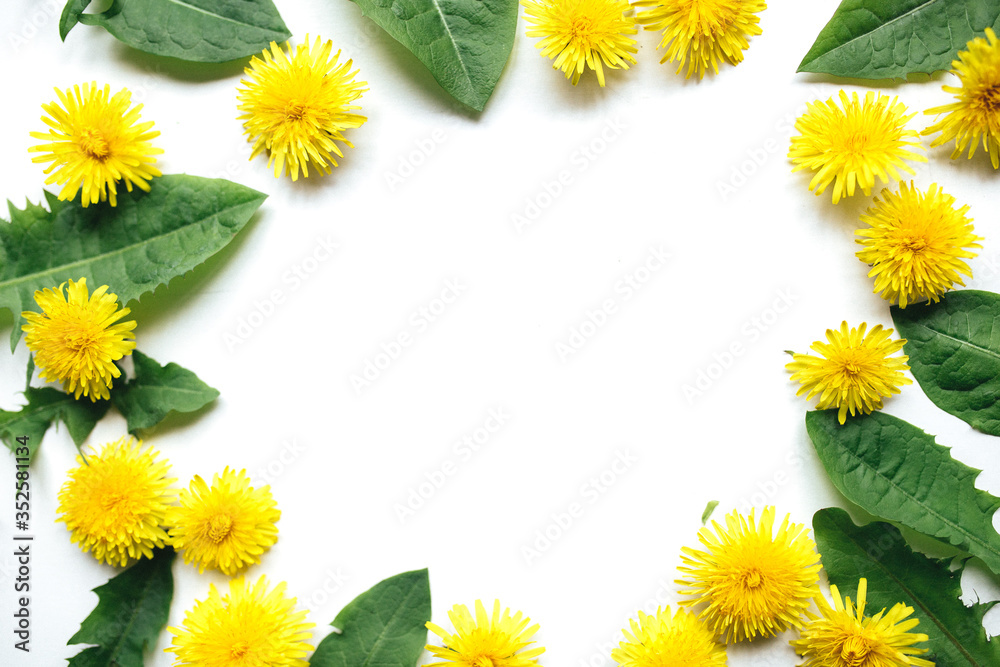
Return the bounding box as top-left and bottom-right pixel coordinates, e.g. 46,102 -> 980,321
238,35 -> 367,180
56,436 -> 176,567
924,28 -> 1000,168
791,578 -> 933,667
168,467 -> 280,576
789,91 -> 925,204
521,0 -> 638,86
29,82 -> 162,207
167,575 -> 314,667
22,278 -> 136,402
786,322 -> 911,424
677,506 -> 821,642
425,599 -> 545,667
633,0 -> 767,79
857,182 -> 981,308
611,605 -> 726,666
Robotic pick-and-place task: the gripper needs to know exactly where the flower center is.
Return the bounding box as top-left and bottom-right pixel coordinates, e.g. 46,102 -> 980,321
207,514 -> 233,543
570,16 -> 594,38
840,129 -> 873,156
284,99 -> 309,121
898,235 -> 928,255
840,635 -> 872,666
79,128 -> 111,160
741,568 -> 764,589
472,657 -> 495,667
63,321 -> 101,354
230,640 -> 252,660
977,85 -> 1000,112
101,491 -> 126,511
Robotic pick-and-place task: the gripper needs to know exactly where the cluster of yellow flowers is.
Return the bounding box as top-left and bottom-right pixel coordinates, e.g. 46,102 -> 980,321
613,507 -> 929,666
784,29 -> 1000,423
55,436 -> 307,665
29,36 -> 366,195
431,508 -> 930,667
57,437 -> 280,572
53,435 -> 543,666
49,440 -> 936,667
522,0 -> 766,85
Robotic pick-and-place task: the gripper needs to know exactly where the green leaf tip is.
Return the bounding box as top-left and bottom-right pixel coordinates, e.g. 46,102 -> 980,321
68,547 -> 175,667
806,410 -> 1000,576
347,0 -> 518,111
1,175 -> 266,352
59,0 -> 92,41
112,350 -> 220,434
701,500 -> 719,525
58,0 -> 290,62
310,569 -> 431,667
799,0 -> 1000,80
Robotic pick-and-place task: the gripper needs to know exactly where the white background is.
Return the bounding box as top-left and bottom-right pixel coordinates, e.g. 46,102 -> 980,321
2,0 -> 999,665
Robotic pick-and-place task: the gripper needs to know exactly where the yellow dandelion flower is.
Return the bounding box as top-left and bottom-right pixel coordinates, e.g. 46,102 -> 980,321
786,322 -> 912,424
789,91 -> 926,204
857,182 -> 982,308
425,600 -> 545,667
238,35 -> 367,181
677,506 -> 821,642
167,467 -> 280,576
56,436 -> 176,567
28,82 -> 162,207
791,579 -> 933,667
611,606 -> 726,666
633,0 -> 766,79
521,0 -> 638,86
22,278 -> 136,402
167,575 -> 314,667
924,28 -> 1000,168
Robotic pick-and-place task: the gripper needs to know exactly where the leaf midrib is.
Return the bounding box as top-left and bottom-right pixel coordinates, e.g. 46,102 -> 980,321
0,198 -> 259,296
803,0 -> 942,66
128,384 -> 217,397
425,0 -> 474,92
1,397 -> 63,424
907,320 -> 1000,364
359,582 -> 423,667
108,577 -> 154,662
831,433 -> 1000,569
155,0 -> 284,33
836,524 -> 984,666
106,559 -> 166,664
